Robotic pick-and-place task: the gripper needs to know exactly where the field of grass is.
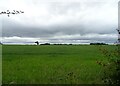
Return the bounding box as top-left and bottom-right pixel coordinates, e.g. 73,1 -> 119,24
2,45 -> 116,84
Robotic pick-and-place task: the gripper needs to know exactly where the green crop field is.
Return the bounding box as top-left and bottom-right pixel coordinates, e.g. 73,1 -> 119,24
2,45 -> 116,84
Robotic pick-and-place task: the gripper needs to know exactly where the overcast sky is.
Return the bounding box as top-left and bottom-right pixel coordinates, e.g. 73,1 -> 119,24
0,0 -> 119,44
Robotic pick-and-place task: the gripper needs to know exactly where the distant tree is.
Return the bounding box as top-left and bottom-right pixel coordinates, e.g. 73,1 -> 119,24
41,43 -> 50,45
35,41 -> 39,45
90,43 -> 108,45
44,43 -> 50,45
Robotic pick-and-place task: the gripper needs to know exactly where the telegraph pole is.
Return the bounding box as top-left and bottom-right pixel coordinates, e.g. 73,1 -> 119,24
117,29 -> 120,44
118,1 -> 120,56
118,1 -> 120,44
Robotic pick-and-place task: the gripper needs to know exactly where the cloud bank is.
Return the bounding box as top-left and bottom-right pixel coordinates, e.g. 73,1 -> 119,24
0,0 -> 119,44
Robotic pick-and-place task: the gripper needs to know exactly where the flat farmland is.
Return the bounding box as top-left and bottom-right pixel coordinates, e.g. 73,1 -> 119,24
2,45 -> 116,84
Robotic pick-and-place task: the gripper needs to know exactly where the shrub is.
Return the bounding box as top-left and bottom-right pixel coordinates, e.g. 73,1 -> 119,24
97,45 -> 120,84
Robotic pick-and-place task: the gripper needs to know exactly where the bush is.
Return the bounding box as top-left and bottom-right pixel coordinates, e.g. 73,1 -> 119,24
97,45 -> 120,84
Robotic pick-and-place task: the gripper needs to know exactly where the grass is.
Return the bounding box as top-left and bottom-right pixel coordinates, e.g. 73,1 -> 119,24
2,45 -> 116,84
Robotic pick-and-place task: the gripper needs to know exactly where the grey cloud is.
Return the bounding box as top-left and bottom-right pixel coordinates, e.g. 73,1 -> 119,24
2,19 -> 116,38
2,22 -> 117,43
